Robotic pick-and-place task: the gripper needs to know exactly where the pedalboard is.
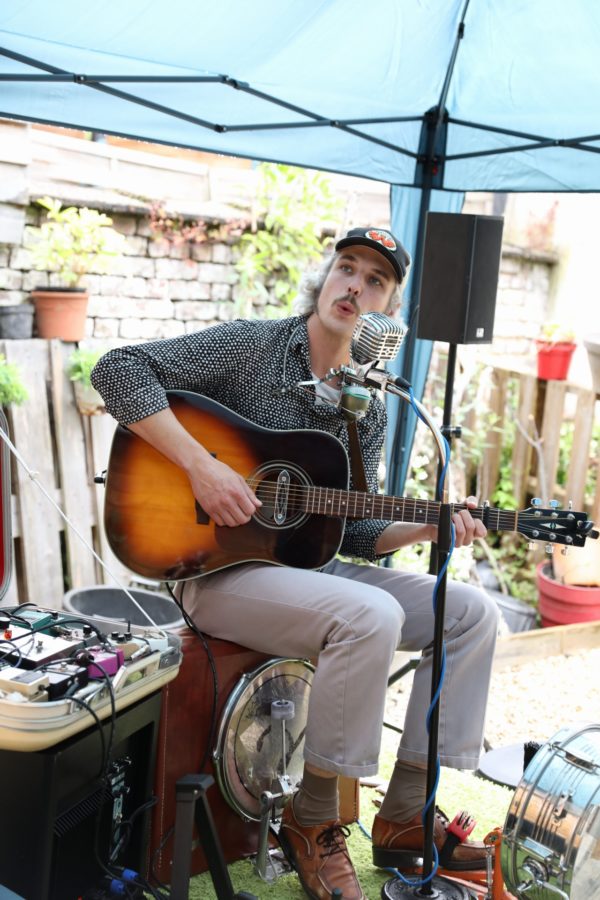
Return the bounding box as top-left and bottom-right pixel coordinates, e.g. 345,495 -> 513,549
0,622 -> 86,668
0,602 -> 183,751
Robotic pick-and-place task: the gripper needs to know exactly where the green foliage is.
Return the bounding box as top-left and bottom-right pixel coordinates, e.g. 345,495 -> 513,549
475,535 -> 538,605
538,321 -> 576,344
556,419 -> 600,502
235,163 -> 343,316
0,355 -> 28,406
66,347 -> 105,387
29,197 -> 125,287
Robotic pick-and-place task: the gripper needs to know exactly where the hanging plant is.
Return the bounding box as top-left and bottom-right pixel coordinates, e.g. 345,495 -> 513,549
0,354 -> 28,406
66,347 -> 106,415
148,202 -> 246,246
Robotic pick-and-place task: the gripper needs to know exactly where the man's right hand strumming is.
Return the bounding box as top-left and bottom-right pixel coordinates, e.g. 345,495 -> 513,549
127,407 -> 261,528
186,452 -> 262,527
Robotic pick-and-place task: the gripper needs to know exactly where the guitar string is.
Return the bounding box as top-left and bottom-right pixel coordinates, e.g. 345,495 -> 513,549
236,481 -> 564,525
242,481 -> 559,517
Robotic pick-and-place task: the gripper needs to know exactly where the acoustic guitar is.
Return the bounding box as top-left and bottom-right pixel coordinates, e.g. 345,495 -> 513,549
102,390 -> 598,581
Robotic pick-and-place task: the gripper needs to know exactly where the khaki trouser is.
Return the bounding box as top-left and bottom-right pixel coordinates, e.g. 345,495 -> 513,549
182,559 -> 499,778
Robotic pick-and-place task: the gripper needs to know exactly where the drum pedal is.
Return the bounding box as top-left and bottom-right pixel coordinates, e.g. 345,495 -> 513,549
254,787 -> 294,882
253,699 -> 298,883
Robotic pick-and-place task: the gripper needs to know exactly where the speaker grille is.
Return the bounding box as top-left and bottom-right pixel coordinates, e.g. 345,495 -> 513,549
417,213 -> 503,344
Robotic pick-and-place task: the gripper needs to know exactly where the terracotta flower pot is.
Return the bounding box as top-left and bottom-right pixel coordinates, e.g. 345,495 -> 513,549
31,288 -> 89,341
536,561 -> 600,627
535,340 -> 576,380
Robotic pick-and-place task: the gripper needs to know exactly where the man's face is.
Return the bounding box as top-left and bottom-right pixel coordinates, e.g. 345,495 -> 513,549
315,244 -> 397,339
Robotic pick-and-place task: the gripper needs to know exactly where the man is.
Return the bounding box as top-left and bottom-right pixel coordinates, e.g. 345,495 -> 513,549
92,227 -> 498,900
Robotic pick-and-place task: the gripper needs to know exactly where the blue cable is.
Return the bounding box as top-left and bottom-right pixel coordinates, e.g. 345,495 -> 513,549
374,392 -> 456,887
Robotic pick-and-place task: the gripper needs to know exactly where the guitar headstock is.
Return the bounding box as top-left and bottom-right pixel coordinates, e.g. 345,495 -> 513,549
517,501 -> 599,548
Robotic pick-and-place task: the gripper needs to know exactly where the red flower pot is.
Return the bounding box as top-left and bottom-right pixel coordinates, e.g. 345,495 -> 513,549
536,561 -> 600,627
535,340 -> 576,380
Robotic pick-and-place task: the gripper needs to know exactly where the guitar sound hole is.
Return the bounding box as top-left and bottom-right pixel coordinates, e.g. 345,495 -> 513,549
251,462 -> 309,530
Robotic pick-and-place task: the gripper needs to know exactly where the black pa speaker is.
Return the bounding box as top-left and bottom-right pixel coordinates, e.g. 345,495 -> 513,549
417,212 -> 504,344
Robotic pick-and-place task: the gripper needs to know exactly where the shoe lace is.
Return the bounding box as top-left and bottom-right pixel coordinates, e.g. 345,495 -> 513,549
316,823 -> 351,859
435,807 -> 450,827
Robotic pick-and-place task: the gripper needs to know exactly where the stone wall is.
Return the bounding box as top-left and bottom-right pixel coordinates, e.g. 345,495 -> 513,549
492,244 -> 556,359
1,207 -> 556,351
0,120 -> 557,353
1,204 -> 243,343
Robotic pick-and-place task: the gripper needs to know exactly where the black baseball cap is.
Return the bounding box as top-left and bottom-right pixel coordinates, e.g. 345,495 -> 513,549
335,227 -> 410,283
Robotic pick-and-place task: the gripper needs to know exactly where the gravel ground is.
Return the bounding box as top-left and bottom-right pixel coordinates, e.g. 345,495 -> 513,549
385,645 -> 600,750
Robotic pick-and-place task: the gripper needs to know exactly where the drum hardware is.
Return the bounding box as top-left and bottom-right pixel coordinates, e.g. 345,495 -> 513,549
501,722 -> 600,900
254,698 -> 297,882
514,857 -> 568,900
213,657 -> 313,882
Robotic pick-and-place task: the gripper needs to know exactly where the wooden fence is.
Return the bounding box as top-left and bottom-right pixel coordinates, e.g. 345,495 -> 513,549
0,339 -> 129,609
0,342 -> 598,609
474,363 -> 600,518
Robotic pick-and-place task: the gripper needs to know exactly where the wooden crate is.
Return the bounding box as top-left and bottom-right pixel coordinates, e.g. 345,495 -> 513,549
0,339 -> 131,608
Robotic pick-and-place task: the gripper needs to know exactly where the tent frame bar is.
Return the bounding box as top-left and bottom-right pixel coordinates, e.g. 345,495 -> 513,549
3,38 -> 598,166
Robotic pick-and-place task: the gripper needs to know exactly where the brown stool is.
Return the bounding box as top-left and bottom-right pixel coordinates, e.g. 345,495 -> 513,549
149,627 -> 359,883
150,628 -> 272,882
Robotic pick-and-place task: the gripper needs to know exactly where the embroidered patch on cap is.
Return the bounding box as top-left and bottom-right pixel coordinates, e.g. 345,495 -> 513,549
365,229 -> 397,250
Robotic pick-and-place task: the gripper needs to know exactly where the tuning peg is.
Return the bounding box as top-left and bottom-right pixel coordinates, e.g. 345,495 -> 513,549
528,541 -> 535,551
549,499 -> 560,512
568,500 -> 573,510
561,547 -> 569,556
532,497 -> 542,507
545,543 -> 554,555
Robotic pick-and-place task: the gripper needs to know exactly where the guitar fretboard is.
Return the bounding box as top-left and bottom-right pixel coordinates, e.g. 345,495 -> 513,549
299,488 -> 519,531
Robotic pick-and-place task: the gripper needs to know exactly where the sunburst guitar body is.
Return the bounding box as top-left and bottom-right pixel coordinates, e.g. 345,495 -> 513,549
103,391 -> 598,581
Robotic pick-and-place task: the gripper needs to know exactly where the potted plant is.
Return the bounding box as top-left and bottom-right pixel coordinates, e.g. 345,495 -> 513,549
536,538 -> 600,626
0,354 -> 28,407
28,197 -> 125,342
535,322 -> 577,380
0,303 -> 35,340
66,347 -> 106,415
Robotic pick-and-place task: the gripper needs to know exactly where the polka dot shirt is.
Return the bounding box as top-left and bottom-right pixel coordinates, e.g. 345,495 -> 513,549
92,315 -> 394,561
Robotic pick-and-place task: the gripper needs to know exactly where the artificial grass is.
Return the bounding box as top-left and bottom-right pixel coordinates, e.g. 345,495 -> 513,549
185,726 -> 514,899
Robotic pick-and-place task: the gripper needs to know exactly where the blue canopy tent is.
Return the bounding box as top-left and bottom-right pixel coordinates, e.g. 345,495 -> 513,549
1,0 -> 600,493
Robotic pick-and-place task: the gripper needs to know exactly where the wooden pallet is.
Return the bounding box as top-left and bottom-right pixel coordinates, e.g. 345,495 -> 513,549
0,339 -> 131,608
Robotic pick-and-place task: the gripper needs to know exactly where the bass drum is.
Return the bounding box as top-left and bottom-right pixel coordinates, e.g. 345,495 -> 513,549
502,723 -> 600,899
213,657 -> 314,821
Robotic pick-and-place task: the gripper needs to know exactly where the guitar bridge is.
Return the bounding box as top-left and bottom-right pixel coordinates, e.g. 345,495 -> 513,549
274,469 -> 290,525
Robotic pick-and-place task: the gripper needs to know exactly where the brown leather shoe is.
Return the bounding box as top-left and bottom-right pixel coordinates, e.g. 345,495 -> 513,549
278,799 -> 366,900
372,809 -> 490,872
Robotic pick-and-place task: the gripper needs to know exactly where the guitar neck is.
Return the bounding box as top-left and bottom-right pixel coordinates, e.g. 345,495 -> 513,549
302,488 -> 518,532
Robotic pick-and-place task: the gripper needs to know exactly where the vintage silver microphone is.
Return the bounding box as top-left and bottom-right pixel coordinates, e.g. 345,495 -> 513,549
350,311 -> 407,366
340,313 -> 409,419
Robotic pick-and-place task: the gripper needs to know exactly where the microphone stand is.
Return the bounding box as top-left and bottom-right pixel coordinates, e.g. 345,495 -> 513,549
337,366 -> 471,900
